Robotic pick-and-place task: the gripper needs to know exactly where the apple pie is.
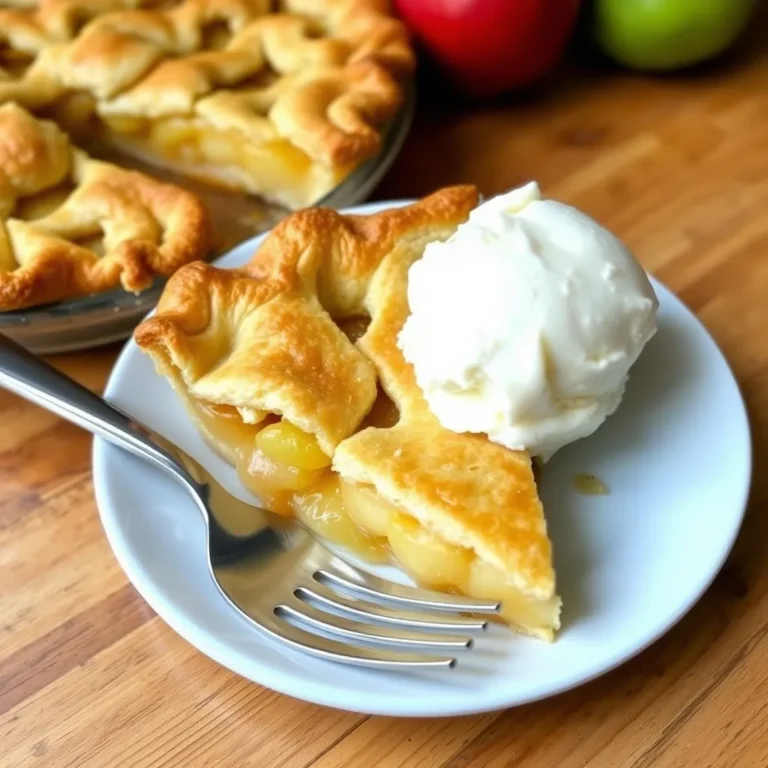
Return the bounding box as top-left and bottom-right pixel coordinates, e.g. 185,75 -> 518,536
0,0 -> 414,209
135,186 -> 562,640
0,103 -> 211,311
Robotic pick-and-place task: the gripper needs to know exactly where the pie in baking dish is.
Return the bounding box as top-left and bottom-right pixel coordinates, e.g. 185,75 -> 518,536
0,103 -> 211,311
135,186 -> 562,640
0,0 -> 414,209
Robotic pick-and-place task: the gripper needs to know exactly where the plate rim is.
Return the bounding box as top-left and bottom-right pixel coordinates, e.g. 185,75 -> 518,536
93,198 -> 753,717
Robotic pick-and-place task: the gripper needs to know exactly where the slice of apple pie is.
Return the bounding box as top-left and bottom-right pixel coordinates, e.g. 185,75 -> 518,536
0,0 -> 414,209
134,186 -> 562,640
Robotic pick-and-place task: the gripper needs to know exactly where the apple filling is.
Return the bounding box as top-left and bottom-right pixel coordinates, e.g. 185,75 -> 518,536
185,392 -> 559,636
97,114 -> 345,207
298,479 -> 561,634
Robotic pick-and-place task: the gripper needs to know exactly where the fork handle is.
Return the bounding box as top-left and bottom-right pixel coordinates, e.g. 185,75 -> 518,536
0,333 -> 195,487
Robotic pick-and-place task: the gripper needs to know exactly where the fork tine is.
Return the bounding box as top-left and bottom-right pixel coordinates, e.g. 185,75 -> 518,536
315,564 -> 502,614
278,597 -> 473,651
296,583 -> 490,632
260,611 -> 457,669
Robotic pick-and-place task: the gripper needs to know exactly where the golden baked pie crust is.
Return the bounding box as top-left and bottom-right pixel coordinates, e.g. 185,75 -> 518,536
135,187 -> 562,639
0,0 -> 414,208
0,103 -> 211,311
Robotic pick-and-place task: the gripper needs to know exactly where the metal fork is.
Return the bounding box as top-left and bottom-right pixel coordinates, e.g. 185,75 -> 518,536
0,334 -> 501,669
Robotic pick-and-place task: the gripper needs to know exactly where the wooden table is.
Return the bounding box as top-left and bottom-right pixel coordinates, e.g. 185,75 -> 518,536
2,22 -> 767,768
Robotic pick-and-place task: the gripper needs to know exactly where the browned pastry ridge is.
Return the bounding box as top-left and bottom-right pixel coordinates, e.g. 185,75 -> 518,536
0,0 -> 415,208
135,186 -> 562,640
0,103 -> 211,311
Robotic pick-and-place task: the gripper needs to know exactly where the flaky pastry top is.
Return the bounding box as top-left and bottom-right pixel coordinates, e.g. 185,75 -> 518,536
0,103 -> 211,310
0,0 -> 414,169
135,186 -> 557,600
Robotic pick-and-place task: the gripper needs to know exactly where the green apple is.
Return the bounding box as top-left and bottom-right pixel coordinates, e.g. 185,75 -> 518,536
594,0 -> 758,71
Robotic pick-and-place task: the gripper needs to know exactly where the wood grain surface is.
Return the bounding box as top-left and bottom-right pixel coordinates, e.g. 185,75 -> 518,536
2,18 -> 768,768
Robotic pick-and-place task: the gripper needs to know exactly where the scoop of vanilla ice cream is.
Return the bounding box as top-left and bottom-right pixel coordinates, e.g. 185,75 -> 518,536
397,182 -> 658,461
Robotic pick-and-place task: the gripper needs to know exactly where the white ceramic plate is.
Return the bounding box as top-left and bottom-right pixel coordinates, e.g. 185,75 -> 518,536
94,200 -> 752,717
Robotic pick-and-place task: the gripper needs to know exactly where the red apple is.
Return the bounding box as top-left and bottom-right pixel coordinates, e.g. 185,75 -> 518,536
394,0 -> 582,97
